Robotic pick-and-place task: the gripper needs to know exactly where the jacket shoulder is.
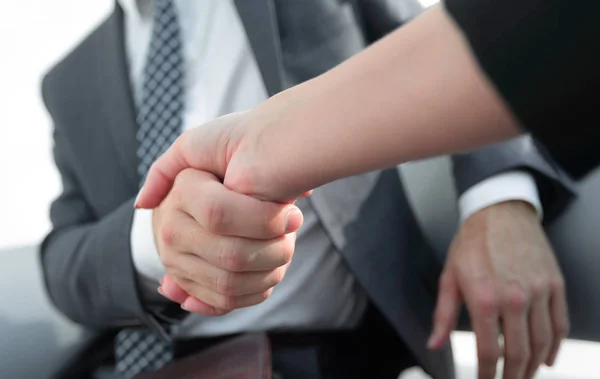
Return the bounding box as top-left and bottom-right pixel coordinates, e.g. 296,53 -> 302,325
41,9 -> 121,111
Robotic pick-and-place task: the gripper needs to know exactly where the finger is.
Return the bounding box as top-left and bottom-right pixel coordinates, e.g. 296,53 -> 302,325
161,275 -> 230,316
463,281 -> 501,379
175,169 -> 303,238
164,251 -> 287,296
181,296 -> 231,316
172,277 -> 230,316
136,133 -> 193,209
159,274 -> 190,303
501,286 -> 531,379
161,215 -> 296,272
428,270 -> 463,350
177,276 -> 274,311
525,290 -> 552,379
546,279 -> 569,366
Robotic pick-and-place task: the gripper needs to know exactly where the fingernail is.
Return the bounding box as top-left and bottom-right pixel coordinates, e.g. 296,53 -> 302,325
134,186 -> 144,208
157,286 -> 164,296
285,206 -> 303,233
181,300 -> 189,311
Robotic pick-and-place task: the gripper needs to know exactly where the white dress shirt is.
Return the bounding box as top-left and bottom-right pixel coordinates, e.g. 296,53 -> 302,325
122,0 -> 542,337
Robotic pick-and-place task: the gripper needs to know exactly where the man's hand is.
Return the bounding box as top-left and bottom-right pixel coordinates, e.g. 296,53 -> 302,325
428,201 -> 569,379
152,168 -> 303,315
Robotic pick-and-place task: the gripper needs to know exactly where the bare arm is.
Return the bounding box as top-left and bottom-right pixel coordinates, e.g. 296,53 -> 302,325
248,4 -> 521,196
135,5 -> 522,207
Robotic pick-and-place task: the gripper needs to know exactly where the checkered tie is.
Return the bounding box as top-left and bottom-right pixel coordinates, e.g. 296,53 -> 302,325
115,0 -> 184,378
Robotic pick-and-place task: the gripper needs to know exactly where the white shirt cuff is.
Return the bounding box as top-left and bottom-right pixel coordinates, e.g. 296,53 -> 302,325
131,208 -> 167,282
458,171 -> 543,222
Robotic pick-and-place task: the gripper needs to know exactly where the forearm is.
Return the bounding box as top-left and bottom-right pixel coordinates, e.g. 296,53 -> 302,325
258,4 -> 521,193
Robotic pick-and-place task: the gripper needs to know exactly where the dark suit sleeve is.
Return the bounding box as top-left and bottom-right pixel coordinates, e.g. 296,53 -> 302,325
41,126 -> 179,339
353,0 -> 424,42
451,136 -> 576,222
41,126 -> 141,328
445,0 -> 600,179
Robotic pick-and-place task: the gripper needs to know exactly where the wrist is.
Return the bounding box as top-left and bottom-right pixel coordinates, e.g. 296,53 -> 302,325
226,90 -> 316,202
466,200 -> 539,226
458,171 -> 543,222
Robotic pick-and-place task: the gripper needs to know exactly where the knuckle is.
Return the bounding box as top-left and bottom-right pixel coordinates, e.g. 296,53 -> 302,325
204,195 -> 228,234
263,211 -> 285,237
218,242 -> 248,272
215,271 -> 240,296
531,278 -> 550,300
216,294 -> 237,310
474,287 -> 499,316
172,169 -> 194,202
503,284 -> 529,312
178,168 -> 196,186
169,184 -> 185,206
159,223 -> 176,247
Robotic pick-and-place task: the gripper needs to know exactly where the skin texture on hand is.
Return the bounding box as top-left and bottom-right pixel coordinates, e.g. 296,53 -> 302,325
428,200 -> 569,379
151,168 -> 303,315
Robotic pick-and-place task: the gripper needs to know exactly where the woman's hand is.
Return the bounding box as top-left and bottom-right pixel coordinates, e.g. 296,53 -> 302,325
135,99 -> 311,209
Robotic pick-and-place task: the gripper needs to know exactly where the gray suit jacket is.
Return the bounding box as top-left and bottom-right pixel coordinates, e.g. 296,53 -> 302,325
40,1 -> 574,378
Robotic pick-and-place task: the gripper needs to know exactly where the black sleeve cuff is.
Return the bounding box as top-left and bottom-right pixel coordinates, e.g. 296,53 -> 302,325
444,0 -> 600,180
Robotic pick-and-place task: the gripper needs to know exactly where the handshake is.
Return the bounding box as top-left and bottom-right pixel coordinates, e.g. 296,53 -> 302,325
137,111 -> 311,315
147,168 -> 304,315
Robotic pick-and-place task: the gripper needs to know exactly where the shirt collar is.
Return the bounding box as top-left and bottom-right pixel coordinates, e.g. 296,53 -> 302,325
118,0 -> 153,20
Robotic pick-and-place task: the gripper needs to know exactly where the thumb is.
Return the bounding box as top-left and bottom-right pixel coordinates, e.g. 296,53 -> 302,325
135,124 -> 227,209
135,136 -> 192,209
428,269 -> 462,350
136,114 -> 245,209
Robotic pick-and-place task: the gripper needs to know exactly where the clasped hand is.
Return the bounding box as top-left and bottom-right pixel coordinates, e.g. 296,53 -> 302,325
150,167 -> 303,315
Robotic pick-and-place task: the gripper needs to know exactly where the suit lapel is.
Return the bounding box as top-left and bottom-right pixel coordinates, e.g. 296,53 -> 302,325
93,5 -> 140,191
233,0 -> 286,96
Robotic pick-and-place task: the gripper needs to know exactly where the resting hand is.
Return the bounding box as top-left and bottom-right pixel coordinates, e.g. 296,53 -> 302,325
428,201 -> 569,379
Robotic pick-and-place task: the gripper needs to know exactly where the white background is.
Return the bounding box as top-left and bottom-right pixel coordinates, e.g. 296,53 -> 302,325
0,1 -> 597,378
0,1 -> 113,250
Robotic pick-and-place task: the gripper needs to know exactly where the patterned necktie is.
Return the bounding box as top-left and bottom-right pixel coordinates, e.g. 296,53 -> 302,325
115,0 -> 184,378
